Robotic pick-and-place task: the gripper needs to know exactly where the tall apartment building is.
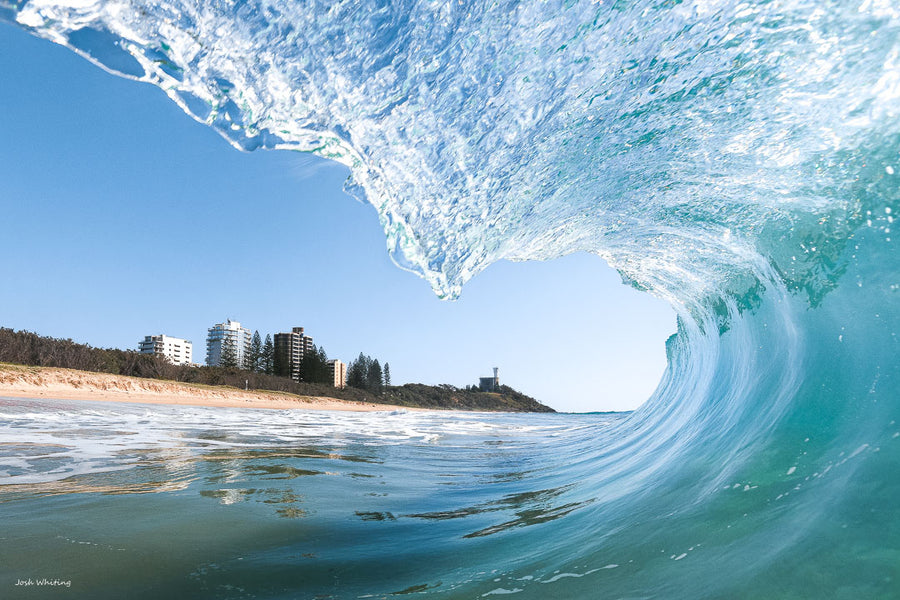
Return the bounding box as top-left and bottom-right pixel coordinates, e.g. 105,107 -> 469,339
327,359 -> 347,389
138,335 -> 193,366
206,319 -> 252,367
273,326 -> 315,381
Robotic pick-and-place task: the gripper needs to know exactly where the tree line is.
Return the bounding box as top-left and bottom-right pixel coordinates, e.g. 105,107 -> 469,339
217,331 -> 273,372
0,326 -> 391,394
216,330 -> 334,386
219,330 -> 392,391
347,353 -> 391,393
0,327 -> 377,402
0,327 -> 171,378
0,327 -> 554,412
218,334 -> 392,393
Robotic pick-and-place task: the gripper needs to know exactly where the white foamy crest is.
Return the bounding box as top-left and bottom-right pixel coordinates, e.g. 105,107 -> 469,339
7,0 -> 900,304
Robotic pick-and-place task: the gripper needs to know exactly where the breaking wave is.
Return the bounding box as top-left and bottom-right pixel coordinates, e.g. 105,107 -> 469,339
3,0 -> 900,596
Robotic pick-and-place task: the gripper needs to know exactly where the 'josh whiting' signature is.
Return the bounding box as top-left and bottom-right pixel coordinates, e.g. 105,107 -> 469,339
15,578 -> 72,588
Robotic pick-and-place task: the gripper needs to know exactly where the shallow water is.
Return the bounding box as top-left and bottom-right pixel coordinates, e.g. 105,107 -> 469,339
1,398 -> 628,598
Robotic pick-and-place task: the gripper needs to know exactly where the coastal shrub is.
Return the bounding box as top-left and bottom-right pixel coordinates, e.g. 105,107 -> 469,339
0,327 -> 553,412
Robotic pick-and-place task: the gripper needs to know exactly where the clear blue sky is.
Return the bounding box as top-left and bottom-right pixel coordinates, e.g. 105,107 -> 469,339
0,23 -> 675,412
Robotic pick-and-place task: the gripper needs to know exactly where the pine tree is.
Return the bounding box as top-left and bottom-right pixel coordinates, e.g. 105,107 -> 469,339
262,334 -> 274,375
347,352 -> 368,389
297,348 -> 309,383
299,344 -> 330,384
248,330 -> 262,372
316,345 -> 330,384
383,362 -> 391,387
273,341 -> 290,378
220,335 -> 238,369
367,359 -> 383,394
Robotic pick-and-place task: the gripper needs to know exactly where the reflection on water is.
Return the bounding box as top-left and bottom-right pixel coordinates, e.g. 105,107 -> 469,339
200,488 -> 309,518
406,484 -> 593,538
0,397 -> 596,521
0,397 -> 620,599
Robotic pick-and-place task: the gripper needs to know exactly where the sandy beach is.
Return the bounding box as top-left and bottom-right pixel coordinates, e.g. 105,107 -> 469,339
0,364 -> 416,412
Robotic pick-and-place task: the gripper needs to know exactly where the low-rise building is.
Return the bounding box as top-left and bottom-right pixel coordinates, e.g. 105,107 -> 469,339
479,367 -> 500,392
139,334 -> 193,366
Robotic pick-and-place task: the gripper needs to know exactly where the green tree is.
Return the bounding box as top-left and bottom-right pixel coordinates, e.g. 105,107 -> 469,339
347,352 -> 369,389
383,362 -> 391,387
261,334 -> 274,375
247,330 -> 262,372
273,340 -> 290,378
367,359 -> 383,394
299,344 -> 331,384
219,335 -> 238,369
316,345 -> 331,384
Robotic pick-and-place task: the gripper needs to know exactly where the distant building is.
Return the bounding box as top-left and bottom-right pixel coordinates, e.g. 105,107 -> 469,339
479,367 -> 500,392
139,334 -> 193,366
328,359 -> 347,388
206,319 -> 252,367
274,326 -> 315,381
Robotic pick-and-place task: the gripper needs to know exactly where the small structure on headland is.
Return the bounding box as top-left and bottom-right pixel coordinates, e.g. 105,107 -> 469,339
479,367 -> 500,392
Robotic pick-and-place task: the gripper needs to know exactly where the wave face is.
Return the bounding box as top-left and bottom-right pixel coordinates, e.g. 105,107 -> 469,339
4,0 -> 900,597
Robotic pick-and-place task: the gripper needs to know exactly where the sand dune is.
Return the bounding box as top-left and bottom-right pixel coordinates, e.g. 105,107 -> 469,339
0,364 -> 414,412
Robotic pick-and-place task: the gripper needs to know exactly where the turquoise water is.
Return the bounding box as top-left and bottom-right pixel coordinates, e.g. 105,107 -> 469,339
3,0 -> 900,597
1,400 -> 629,598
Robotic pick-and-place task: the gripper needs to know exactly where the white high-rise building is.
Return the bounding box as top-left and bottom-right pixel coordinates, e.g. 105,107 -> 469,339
206,319 -> 252,367
138,334 -> 193,366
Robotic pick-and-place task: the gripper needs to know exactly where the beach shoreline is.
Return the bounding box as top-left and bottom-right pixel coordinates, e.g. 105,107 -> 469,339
0,364 -> 419,412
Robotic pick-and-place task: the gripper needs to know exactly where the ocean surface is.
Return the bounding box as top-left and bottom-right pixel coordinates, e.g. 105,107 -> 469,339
1,399 -> 632,598
3,0 -> 900,597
